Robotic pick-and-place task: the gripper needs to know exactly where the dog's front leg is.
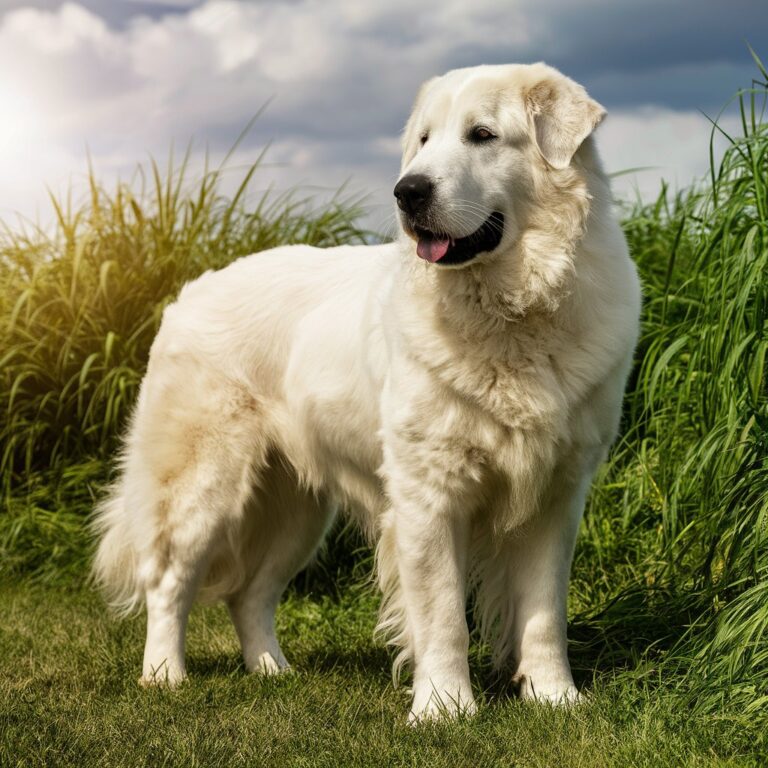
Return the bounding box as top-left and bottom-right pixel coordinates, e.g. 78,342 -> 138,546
501,470 -> 592,705
389,488 -> 476,722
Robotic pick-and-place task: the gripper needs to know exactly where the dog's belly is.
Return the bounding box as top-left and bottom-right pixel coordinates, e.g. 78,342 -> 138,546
275,373 -> 387,524
248,245 -> 395,520
150,240 -> 398,518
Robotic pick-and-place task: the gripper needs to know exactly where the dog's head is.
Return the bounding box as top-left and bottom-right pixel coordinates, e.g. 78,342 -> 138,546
395,63 -> 606,269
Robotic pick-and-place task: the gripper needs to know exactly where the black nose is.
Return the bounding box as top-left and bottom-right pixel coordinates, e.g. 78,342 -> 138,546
394,174 -> 433,216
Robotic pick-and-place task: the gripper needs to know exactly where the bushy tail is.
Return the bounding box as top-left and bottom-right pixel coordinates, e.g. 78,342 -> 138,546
91,481 -> 143,615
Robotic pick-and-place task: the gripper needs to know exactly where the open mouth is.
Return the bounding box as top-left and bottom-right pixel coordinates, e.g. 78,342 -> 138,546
413,212 -> 504,266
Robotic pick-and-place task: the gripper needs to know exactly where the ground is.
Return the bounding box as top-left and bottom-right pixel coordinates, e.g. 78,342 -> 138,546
1,579 -> 762,768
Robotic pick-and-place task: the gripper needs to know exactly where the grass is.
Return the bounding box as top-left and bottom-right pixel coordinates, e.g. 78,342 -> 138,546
571,56 -> 768,714
0,141 -> 369,490
2,580 -> 765,767
1,56 -> 767,767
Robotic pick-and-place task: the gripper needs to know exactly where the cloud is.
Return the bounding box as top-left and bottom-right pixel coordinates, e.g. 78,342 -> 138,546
0,0 -> 760,230
124,0 -> 200,6
599,107 -> 741,202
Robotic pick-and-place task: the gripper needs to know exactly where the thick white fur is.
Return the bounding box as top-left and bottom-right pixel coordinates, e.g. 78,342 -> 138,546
93,63 -> 641,721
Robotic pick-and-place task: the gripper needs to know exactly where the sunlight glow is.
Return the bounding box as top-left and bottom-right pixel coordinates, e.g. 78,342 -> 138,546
0,78 -> 44,159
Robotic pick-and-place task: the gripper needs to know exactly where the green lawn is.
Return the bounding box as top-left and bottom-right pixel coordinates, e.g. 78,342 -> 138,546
1,578 -> 763,768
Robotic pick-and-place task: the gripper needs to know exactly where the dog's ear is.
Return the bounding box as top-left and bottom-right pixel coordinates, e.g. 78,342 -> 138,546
401,77 -> 437,170
525,69 -> 606,170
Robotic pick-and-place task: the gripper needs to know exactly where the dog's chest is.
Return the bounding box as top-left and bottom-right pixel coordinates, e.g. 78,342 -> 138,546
427,323 -> 574,435
385,325 -> 579,515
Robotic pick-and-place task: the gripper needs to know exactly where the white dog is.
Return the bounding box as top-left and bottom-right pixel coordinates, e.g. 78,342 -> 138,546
93,62 -> 640,721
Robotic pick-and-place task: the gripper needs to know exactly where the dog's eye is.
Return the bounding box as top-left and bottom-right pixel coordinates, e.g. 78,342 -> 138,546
420,132 -> 429,146
469,126 -> 496,143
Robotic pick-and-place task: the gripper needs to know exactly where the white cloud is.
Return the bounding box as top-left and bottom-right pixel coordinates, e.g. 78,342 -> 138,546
600,107 -> 740,203
124,0 -> 199,6
0,0 -> 749,231
2,2 -> 113,54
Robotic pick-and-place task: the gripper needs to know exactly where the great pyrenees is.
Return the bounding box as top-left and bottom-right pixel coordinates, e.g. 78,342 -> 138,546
94,62 -> 641,721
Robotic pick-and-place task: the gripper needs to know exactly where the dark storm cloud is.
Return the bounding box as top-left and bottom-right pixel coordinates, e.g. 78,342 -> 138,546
444,0 -> 768,111
540,1 -> 766,74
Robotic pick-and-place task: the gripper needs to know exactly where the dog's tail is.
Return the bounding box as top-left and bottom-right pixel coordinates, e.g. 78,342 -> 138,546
91,478 -> 143,615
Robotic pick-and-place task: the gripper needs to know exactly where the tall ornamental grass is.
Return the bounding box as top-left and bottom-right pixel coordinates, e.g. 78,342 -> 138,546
0,148 -> 367,488
0,146 -> 368,577
573,52 -> 768,713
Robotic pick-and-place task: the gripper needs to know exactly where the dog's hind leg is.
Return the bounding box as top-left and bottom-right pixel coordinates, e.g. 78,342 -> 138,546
120,367 -> 270,687
226,457 -> 335,674
138,435 -> 262,686
141,523 -> 206,687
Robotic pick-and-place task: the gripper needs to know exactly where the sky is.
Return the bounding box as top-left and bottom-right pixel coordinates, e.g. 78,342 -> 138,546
0,0 -> 765,233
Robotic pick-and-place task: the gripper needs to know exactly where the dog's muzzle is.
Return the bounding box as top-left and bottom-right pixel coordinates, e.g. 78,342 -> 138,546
394,174 -> 504,265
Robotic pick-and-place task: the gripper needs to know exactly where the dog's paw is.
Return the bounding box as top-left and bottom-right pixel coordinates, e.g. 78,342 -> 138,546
531,686 -> 581,707
407,682 -> 477,724
139,662 -> 187,689
247,650 -> 292,676
515,673 -> 581,706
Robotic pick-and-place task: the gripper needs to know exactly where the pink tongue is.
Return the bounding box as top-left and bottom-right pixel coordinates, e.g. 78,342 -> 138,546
416,237 -> 450,263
